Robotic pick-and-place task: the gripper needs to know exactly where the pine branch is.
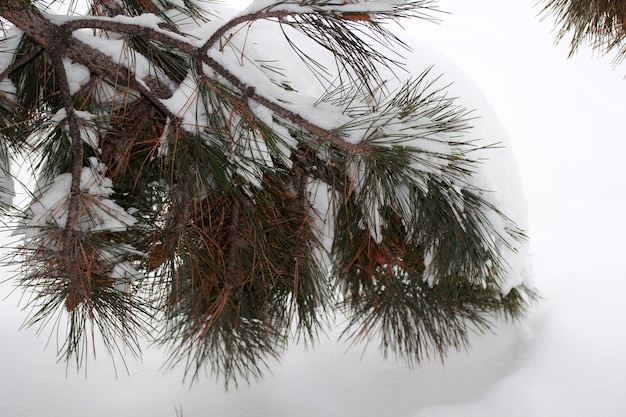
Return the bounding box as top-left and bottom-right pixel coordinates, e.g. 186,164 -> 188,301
200,9 -> 292,55
49,43 -> 83,237
59,17 -> 195,52
540,0 -> 626,62
94,0 -> 125,16
0,0 -> 537,386
47,10 -> 371,154
225,196 -> 242,286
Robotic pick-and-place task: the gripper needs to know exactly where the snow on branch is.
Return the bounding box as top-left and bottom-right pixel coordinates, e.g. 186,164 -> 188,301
0,0 -> 536,385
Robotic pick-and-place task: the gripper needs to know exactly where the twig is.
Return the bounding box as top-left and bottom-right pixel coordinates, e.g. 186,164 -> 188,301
0,43 -> 42,82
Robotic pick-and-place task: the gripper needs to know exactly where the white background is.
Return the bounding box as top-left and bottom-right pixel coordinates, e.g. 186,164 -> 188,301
1,1 -> 625,416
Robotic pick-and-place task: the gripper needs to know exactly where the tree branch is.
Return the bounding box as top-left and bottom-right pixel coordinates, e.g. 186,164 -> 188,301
0,42 -> 42,83
201,54 -> 369,154
0,1 -> 370,159
0,1 -> 58,48
60,18 -> 195,55
200,10 -> 292,55
197,2 -> 406,55
251,91 -> 369,154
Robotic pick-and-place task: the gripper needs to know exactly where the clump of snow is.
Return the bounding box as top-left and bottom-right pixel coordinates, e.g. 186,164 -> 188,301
49,108 -> 100,149
0,155 -> 14,209
62,58 -> 90,95
72,29 -> 171,94
25,157 -> 136,235
160,72 -> 201,128
186,1 -> 531,295
0,27 -> 23,79
110,262 -> 140,292
0,27 -> 20,208
22,158 -> 140,292
239,0 -> 404,17
101,245 -> 144,293
381,41 -> 533,294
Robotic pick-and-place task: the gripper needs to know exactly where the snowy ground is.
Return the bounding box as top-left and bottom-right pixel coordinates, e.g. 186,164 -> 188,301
1,1 -> 626,416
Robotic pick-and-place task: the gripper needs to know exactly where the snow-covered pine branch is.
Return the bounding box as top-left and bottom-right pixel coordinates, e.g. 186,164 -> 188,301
0,0 -> 537,388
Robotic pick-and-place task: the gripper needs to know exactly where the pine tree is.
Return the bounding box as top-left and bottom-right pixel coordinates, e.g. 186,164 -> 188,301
540,0 -> 626,63
0,0 -> 537,387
